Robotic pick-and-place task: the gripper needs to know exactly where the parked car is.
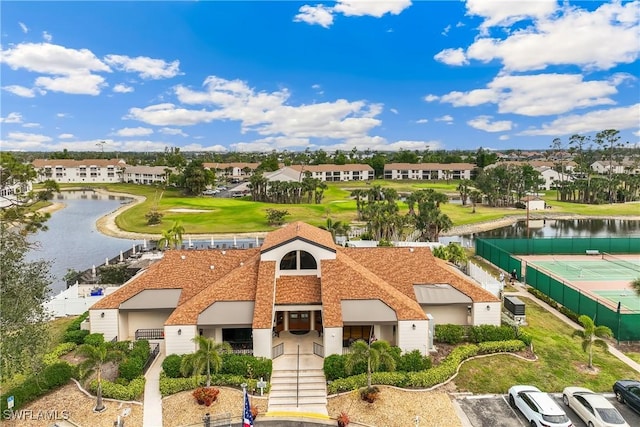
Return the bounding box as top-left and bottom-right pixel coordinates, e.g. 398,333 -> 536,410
508,385 -> 572,427
562,386 -> 629,427
613,380 -> 640,415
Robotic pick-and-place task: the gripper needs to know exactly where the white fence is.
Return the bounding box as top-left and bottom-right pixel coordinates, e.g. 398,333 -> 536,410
44,283 -> 108,317
467,262 -> 503,298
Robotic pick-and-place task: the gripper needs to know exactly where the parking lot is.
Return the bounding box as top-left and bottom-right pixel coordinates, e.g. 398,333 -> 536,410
455,393 -> 640,426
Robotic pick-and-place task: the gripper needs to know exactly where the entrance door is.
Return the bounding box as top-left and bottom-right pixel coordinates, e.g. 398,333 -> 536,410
288,311 -> 310,331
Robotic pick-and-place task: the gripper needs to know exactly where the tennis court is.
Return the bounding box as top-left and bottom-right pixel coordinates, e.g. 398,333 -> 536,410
521,253 -> 640,313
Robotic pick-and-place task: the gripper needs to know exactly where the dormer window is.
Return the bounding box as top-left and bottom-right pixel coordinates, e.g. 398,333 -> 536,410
280,250 -> 317,271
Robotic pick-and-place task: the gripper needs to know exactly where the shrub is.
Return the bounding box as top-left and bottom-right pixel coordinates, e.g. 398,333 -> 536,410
89,377 -> 145,401
434,324 -> 466,344
559,306 -> 580,323
119,357 -> 144,381
130,340 -> 150,361
398,350 -> 431,372
109,340 -> 132,353
478,340 -> 525,354
192,386 -> 220,406
405,344 -> 479,389
219,354 -> 272,379
360,385 -> 379,403
63,329 -> 89,345
43,342 -> 77,366
517,331 -> 533,346
323,354 -> 346,381
337,411 -> 350,427
468,325 -> 516,343
83,333 -> 105,347
66,312 -> 89,332
0,363 -> 74,412
158,372 -> 270,397
162,354 -> 183,378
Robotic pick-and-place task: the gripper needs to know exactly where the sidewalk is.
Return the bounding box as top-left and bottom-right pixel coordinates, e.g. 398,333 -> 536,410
143,351 -> 166,427
505,282 -> 640,373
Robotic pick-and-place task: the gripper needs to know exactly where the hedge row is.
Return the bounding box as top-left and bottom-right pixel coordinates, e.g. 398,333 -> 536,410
0,363 -> 74,412
89,377 -> 145,401
327,341 -> 526,394
323,349 -> 431,381
434,324 -> 521,344
43,342 -> 77,366
527,288 -> 580,324
161,353 -> 272,380
158,372 -> 269,397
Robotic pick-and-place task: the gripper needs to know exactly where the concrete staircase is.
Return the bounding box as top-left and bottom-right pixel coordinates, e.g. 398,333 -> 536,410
267,332 -> 328,416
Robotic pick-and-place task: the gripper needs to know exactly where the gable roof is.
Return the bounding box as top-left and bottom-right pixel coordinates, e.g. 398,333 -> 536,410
260,221 -> 336,253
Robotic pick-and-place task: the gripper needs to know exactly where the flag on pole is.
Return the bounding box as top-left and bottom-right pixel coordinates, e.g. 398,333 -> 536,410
243,388 -> 254,427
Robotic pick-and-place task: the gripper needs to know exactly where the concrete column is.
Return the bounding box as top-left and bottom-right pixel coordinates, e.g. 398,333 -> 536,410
284,311 -> 289,331
310,311 -> 316,332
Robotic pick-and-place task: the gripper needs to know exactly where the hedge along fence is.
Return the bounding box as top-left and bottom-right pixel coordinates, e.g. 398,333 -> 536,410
327,340 -> 526,394
526,264 -> 640,341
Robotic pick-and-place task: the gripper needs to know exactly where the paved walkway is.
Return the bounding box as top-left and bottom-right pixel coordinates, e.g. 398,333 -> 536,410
143,350 -> 165,427
506,282 -> 640,373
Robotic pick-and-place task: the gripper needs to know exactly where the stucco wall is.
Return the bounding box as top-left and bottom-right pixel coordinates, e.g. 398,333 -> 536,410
378,324 -> 395,346
165,325 -> 197,355
89,309 -> 118,341
323,327 -> 343,357
126,309 -> 173,338
396,320 -> 428,355
423,304 -> 468,325
472,302 -> 501,326
253,328 -> 272,358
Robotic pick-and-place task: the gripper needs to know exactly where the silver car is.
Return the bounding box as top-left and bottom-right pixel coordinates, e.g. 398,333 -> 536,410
563,387 -> 629,427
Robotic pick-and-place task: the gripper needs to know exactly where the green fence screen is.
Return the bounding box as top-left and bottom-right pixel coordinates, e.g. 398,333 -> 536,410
477,237 -> 640,255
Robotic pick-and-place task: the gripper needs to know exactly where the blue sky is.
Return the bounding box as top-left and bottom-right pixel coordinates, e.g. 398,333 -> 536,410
1,0 -> 638,153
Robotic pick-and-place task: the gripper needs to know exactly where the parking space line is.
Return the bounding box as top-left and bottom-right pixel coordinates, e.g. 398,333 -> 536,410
501,395 -> 527,427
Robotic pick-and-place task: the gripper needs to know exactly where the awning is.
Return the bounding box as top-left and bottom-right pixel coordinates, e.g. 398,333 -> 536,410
341,299 -> 397,322
198,301 -> 255,325
413,284 -> 472,304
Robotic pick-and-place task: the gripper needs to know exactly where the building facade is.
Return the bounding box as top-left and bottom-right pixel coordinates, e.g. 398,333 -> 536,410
32,159 -> 126,184
384,163 -> 475,180
89,222 -> 500,358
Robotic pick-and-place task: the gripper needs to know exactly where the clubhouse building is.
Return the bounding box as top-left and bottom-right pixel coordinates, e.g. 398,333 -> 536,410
89,222 -> 500,357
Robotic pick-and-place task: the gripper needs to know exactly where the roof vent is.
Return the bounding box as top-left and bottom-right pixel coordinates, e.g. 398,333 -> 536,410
240,262 -> 244,266
210,265 -> 215,270
221,250 -> 226,255
409,248 -> 414,252
180,255 -> 186,260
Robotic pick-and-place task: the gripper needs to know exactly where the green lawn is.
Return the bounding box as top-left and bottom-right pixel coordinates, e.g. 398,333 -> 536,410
64,182 -> 639,235
625,352 -> 640,364
454,297 -> 639,393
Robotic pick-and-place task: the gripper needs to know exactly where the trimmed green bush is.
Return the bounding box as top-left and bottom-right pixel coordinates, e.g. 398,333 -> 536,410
83,333 -> 105,347
0,362 -> 74,412
119,357 -> 144,381
43,342 -> 77,366
162,354 -> 183,378
517,331 -> 533,346
398,350 -> 432,372
405,344 -> 479,389
66,312 -> 89,332
63,329 -> 89,344
130,340 -> 150,361
158,372 -> 271,397
109,340 -> 132,353
323,354 -> 346,381
478,340 -> 525,354
434,324 -> 466,344
219,354 -> 272,379
89,377 -> 145,401
468,325 -> 516,343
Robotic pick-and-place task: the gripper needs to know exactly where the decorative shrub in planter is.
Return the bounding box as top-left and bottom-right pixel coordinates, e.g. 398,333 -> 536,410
360,386 -> 380,403
250,404 -> 259,420
192,387 -> 220,406
337,411 -> 350,427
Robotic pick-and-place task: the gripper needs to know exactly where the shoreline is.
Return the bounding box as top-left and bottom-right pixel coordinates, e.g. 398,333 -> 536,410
45,189 -> 640,241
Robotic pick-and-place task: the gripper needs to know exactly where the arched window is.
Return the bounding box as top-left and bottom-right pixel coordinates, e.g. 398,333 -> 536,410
279,250 -> 317,271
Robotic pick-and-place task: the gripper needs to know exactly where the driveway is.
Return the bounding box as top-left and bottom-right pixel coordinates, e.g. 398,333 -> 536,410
455,393 -> 640,427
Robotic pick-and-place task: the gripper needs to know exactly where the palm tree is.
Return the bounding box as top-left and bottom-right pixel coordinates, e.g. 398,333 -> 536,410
344,339 -> 396,389
180,336 -> 232,387
631,278 -> 640,297
157,221 -> 185,249
573,315 -> 612,369
76,343 -> 123,412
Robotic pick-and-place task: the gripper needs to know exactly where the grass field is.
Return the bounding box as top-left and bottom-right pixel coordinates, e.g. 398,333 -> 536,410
454,297 -> 638,393
56,182 -> 640,235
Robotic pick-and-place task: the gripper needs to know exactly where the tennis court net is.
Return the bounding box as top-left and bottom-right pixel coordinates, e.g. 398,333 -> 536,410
601,252 -> 640,273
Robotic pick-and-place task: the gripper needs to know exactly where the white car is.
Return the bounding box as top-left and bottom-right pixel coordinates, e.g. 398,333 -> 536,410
508,385 -> 573,427
563,387 -> 629,427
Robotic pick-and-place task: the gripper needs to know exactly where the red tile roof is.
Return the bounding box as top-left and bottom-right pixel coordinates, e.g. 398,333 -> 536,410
261,221 -> 336,252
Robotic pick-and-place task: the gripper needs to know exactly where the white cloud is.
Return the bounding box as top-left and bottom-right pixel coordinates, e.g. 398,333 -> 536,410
0,42 -> 110,75
0,112 -> 23,123
56,113 -> 70,118
295,0 -> 411,28
333,0 -> 412,17
383,139 -> 441,151
1,131 -> 53,150
2,85 -> 40,98
423,94 -> 439,102
22,122 -> 40,128
416,119 -> 428,124
231,136 -> 311,152
499,135 -> 510,141
131,75 -> 384,141
519,104 -> 640,136
634,130 -> 640,137
441,24 -> 451,36
35,72 -> 106,95
294,5 -> 334,28
390,108 -> 398,114
467,115 -> 513,132
113,83 -> 134,93
434,48 -> 468,66
435,115 -> 453,123
58,133 -> 74,139
19,22 -> 28,33
116,127 -> 154,137
465,0 -> 557,31
159,127 -> 188,137
465,1 -> 639,71
440,73 -> 622,116
103,54 -> 180,79
42,31 -> 52,42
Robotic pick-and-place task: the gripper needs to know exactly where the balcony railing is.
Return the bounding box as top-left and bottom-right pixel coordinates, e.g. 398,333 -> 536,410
134,328 -> 164,340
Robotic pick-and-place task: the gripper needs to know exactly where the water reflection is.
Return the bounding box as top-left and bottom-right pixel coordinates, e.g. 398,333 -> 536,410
480,219 -> 640,239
